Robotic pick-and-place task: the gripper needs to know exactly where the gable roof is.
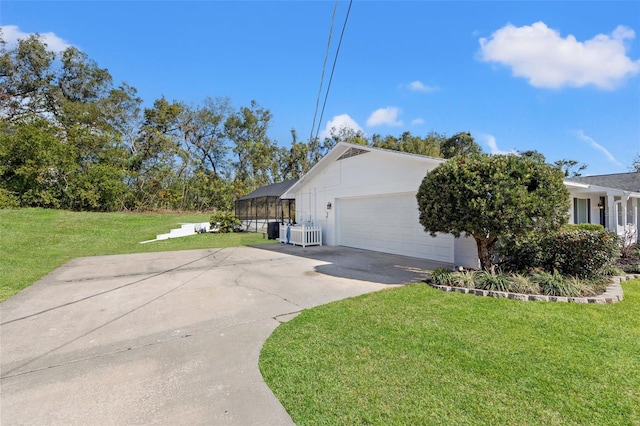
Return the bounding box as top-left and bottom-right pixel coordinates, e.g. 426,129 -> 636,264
565,172 -> 640,193
280,142 -> 444,199
237,179 -> 299,201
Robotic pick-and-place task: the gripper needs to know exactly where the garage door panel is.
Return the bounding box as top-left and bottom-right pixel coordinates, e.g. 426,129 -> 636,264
338,195 -> 454,263
416,244 -> 435,257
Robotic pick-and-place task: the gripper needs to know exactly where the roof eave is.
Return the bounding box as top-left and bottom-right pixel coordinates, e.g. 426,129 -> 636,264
565,180 -> 640,198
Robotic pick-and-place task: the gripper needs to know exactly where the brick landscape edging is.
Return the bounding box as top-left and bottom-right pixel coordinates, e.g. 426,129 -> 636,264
427,274 -> 640,304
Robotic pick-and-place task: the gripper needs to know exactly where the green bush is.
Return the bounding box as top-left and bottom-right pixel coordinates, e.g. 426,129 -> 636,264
500,229 -> 620,279
541,229 -> 620,278
0,189 -> 19,209
497,233 -> 545,273
562,223 -> 604,231
210,211 -> 241,233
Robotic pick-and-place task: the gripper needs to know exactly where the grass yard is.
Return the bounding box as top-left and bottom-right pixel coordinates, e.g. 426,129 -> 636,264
260,281 -> 640,425
0,208 -> 274,301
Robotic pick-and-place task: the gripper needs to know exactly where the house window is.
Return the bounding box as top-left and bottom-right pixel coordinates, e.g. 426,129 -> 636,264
573,198 -> 590,224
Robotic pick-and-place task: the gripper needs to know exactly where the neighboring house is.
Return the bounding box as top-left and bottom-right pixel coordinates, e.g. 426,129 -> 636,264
277,142 -> 638,268
280,142 -> 480,269
565,172 -> 640,244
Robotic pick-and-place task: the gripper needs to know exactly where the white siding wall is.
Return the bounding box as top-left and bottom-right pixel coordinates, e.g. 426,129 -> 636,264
295,150 -> 437,244
454,237 -> 481,269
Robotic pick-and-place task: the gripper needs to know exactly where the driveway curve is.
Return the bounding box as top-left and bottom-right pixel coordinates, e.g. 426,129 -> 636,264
1,245 -> 444,425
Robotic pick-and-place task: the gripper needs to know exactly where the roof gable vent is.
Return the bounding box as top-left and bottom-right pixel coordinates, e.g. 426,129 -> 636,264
336,146 -> 370,161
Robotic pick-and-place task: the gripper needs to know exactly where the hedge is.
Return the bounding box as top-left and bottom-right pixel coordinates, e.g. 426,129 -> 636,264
541,229 -> 620,278
499,229 -> 620,278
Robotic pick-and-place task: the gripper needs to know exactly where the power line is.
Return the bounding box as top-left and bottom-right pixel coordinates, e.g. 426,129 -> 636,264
309,1 -> 338,144
311,0 -> 353,143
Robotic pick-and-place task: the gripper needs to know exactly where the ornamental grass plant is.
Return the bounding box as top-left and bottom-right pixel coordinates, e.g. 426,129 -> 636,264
429,267 -> 453,285
431,269 -> 613,297
449,270 -> 477,288
476,269 -> 511,292
507,273 -> 541,294
531,270 -> 581,298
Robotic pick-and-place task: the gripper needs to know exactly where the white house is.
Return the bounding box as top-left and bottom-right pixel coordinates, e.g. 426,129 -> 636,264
280,142 -> 639,269
565,173 -> 640,244
280,142 -> 480,269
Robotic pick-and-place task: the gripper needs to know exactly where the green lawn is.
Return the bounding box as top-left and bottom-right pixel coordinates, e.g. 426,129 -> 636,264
260,281 -> 640,425
0,208 -> 273,301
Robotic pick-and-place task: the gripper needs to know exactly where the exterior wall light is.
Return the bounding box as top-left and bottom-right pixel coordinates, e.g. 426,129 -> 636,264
326,202 -> 332,210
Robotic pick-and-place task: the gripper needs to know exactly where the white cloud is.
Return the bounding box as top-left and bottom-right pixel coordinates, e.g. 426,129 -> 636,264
480,133 -> 516,155
366,107 -> 403,127
1,25 -> 72,53
411,118 -> 425,125
576,130 -> 623,167
479,22 -> 640,90
318,114 -> 364,141
406,80 -> 438,93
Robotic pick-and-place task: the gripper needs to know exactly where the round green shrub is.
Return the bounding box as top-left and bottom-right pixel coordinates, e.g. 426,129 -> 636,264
210,211 -> 241,233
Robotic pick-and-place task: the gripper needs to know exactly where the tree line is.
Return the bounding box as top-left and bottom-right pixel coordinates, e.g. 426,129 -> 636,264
0,33 -> 599,213
0,33 -> 466,212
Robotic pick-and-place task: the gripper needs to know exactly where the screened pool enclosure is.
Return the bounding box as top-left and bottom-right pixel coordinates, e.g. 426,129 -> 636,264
234,179 -> 297,233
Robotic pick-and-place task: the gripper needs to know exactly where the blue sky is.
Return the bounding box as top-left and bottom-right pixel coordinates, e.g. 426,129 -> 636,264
2,1 -> 639,176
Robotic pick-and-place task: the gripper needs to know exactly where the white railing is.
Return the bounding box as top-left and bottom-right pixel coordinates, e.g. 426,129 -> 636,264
618,223 -> 638,245
279,224 -> 322,247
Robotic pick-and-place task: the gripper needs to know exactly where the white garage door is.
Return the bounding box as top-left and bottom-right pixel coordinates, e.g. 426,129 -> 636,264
338,194 -> 454,263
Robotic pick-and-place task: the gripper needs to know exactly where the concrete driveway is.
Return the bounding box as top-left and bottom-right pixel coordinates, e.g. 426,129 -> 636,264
0,244 -> 445,425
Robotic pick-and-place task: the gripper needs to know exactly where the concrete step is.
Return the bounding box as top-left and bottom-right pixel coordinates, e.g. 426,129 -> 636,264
140,222 -> 212,244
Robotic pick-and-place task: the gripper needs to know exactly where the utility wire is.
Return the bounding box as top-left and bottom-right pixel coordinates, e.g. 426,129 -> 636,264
309,1 -> 339,143
314,0 -> 353,143
310,0 -> 352,143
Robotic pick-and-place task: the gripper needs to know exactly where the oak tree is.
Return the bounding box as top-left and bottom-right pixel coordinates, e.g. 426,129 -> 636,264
440,132 -> 482,159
